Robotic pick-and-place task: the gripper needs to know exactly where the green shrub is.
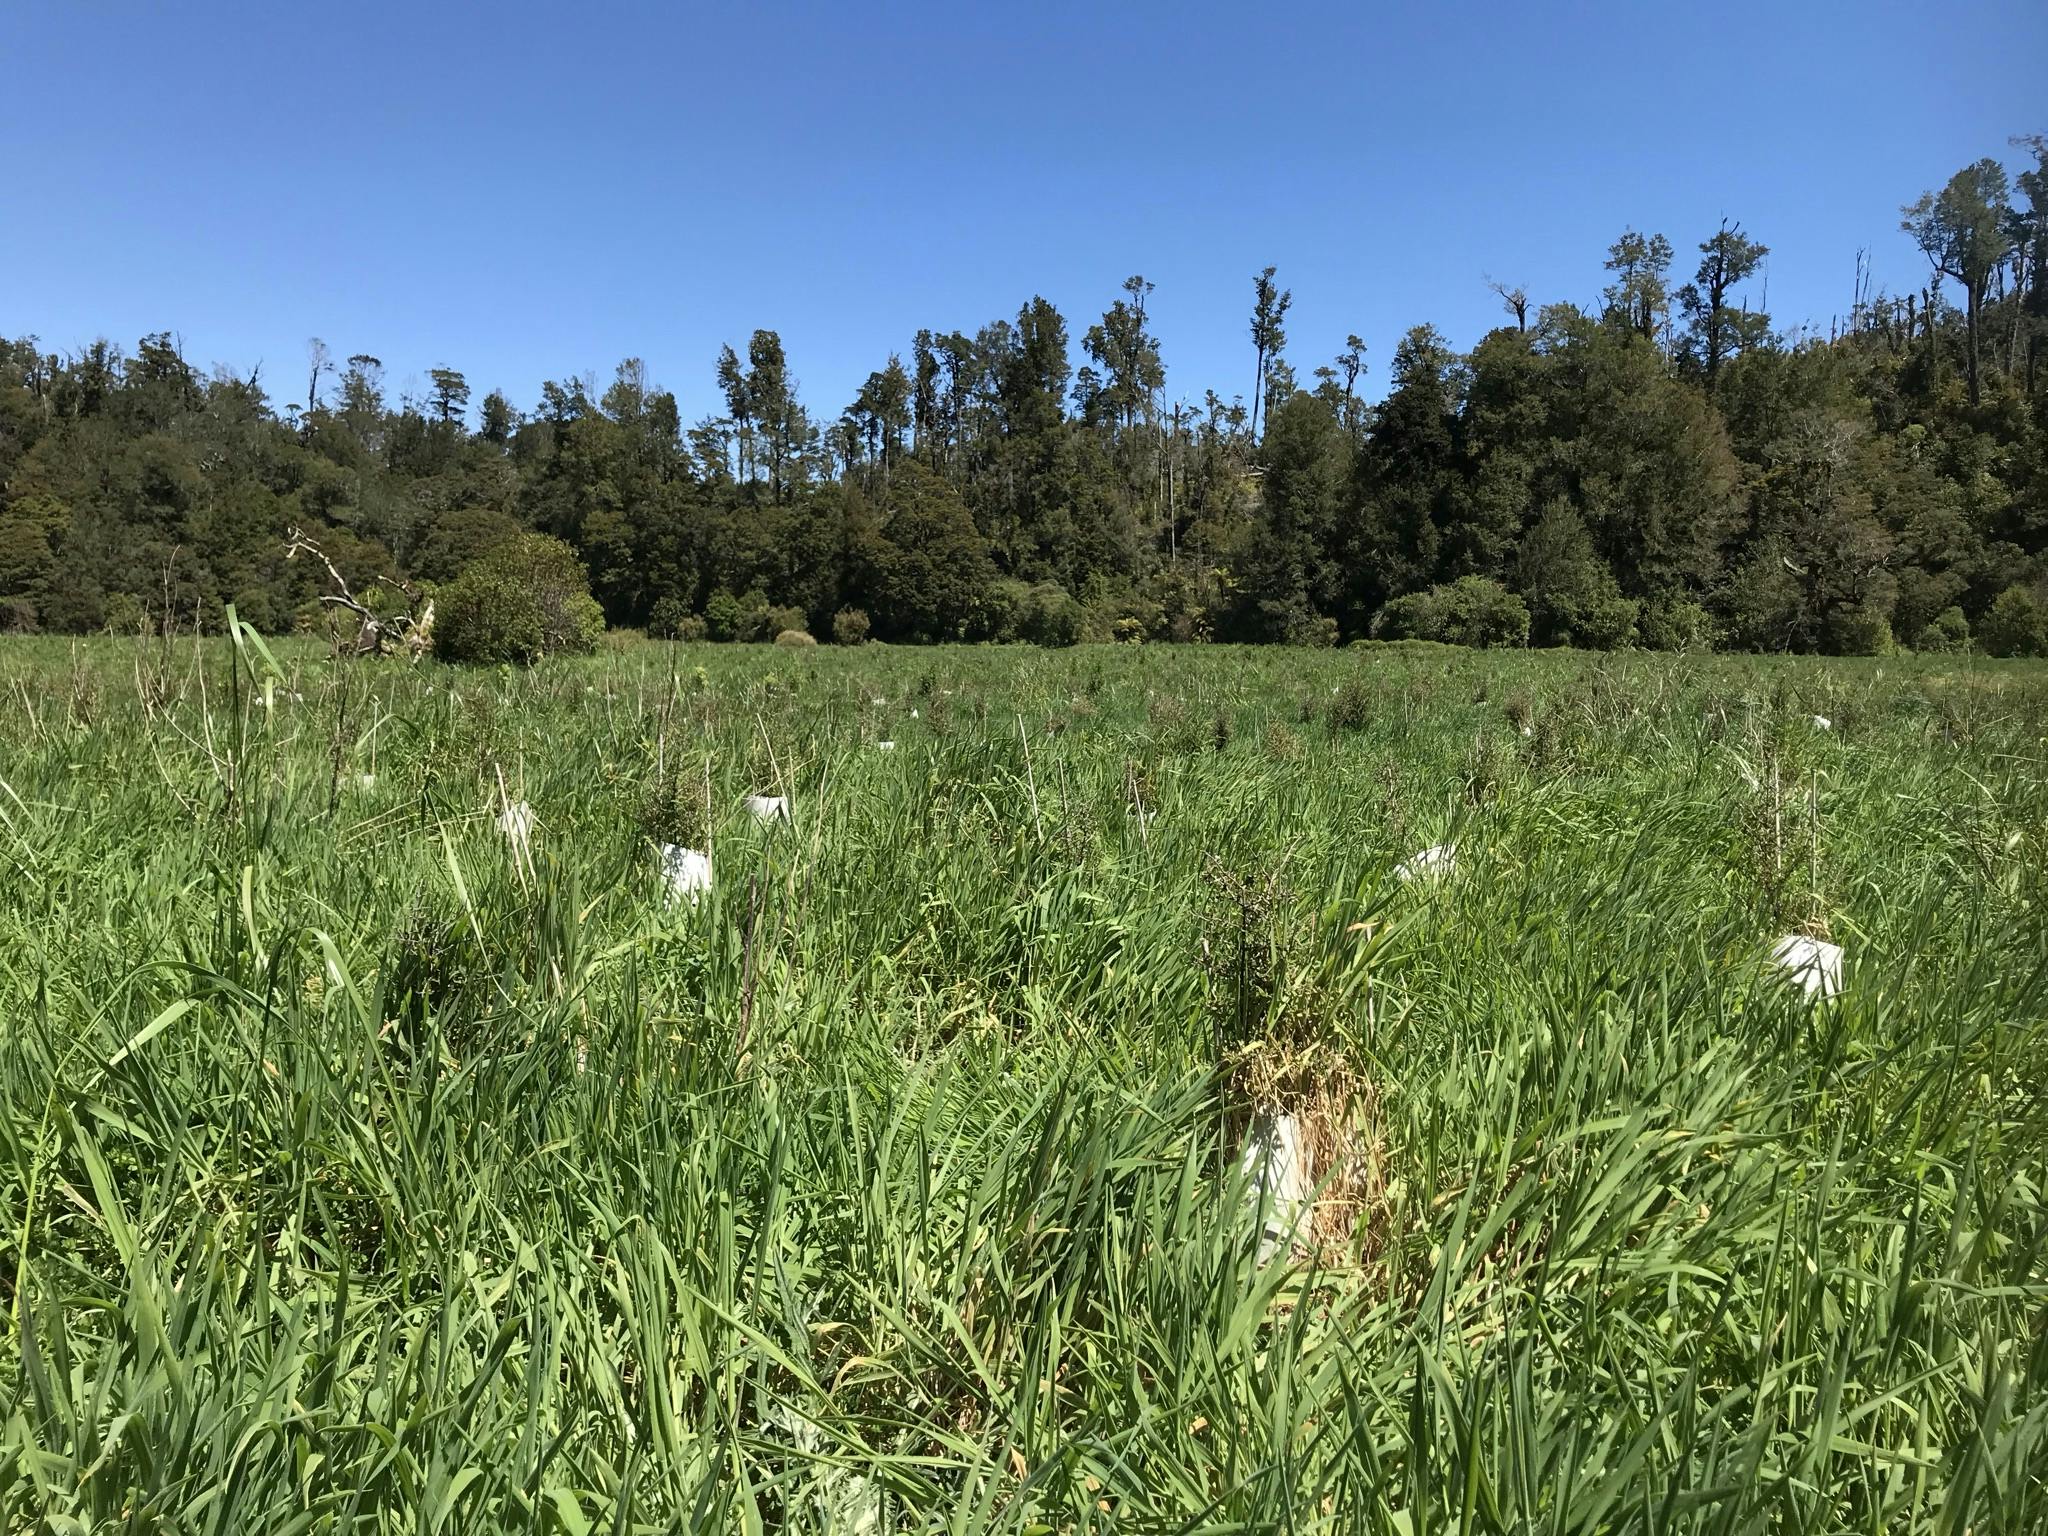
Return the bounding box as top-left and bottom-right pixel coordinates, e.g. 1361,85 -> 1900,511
732,590 -> 775,642
1915,606 -> 1970,653
1373,590 -> 1443,643
1979,585 -> 2048,658
1639,598 -> 1714,653
1376,577 -> 1529,649
1571,594 -> 1639,651
991,579 -> 1084,646
99,592 -> 145,636
703,589 -> 742,641
647,595 -> 692,640
1327,676 -> 1373,731
773,628 -> 817,649
1027,583 -> 1084,647
433,534 -> 605,665
1828,606 -> 1894,656
832,607 -> 871,645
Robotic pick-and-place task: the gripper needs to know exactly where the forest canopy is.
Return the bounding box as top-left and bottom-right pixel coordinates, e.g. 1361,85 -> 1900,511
3,138 -> 2045,655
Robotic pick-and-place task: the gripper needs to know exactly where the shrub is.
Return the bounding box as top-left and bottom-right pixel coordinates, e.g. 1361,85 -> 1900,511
703,590 -> 742,641
1639,598 -> 1714,653
1828,606 -> 1894,656
1571,594 -> 1639,651
95,593 -> 143,636
765,605 -> 808,640
832,607 -> 871,645
773,628 -> 817,649
434,534 -> 605,665
1327,676 -> 1373,731
1376,577 -> 1528,649
1915,606 -> 1970,653
0,597 -> 37,635
991,579 -> 1084,646
1979,585 -> 2048,658
647,595 -> 692,639
1027,583 -> 1084,647
1373,590 -> 1444,643
1080,578 -> 1163,644
731,590 -> 776,642
1441,578 -> 1530,648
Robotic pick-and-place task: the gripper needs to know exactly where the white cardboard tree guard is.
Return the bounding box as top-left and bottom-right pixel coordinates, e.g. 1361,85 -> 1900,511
1811,715 -> 1832,732
1395,844 -> 1455,883
875,740 -> 896,751
1771,934 -> 1844,1001
660,844 -> 713,905
745,794 -> 789,822
1240,1113 -> 1314,1263
497,800 -> 535,855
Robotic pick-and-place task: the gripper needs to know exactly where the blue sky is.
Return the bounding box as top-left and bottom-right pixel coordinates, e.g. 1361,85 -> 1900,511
6,0 -> 2042,424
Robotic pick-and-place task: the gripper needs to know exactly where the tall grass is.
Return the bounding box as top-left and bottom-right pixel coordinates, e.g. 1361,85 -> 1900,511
0,635 -> 2043,1531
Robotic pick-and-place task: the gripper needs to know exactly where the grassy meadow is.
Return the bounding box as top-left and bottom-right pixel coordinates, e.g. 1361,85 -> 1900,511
1,632 -> 2045,1532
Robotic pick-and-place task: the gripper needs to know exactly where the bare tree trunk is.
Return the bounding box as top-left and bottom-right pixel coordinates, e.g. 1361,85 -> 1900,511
1965,287 -> 1981,405
1250,344 -> 1265,441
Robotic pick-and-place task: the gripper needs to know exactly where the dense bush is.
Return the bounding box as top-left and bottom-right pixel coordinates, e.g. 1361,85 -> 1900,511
1375,577 -> 1530,649
1639,598 -> 1715,652
831,607 -> 871,645
5,139 -> 2044,661
704,589 -> 743,642
1915,606 -> 1971,653
1829,607 -> 1895,657
773,628 -> 817,649
434,534 -> 605,664
1980,585 -> 2048,658
647,595 -> 692,639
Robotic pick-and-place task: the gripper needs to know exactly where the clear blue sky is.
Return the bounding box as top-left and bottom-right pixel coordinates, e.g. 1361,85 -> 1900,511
6,0 -> 2042,424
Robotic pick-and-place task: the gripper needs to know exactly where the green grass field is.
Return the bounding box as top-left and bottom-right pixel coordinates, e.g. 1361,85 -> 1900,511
2,634 -> 2044,1533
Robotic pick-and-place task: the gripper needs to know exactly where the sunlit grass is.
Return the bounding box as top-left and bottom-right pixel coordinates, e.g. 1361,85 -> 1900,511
0,633 -> 2043,1531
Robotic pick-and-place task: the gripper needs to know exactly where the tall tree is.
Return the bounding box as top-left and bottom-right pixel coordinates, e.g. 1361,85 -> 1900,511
1247,266 -> 1292,442
1602,230 -> 1675,341
1903,158 -> 2016,404
305,338 -> 331,414
1081,275 -> 1164,435
715,345 -> 752,481
1335,335 -> 1368,441
1678,222 -> 1770,386
1487,279 -> 1531,331
427,368 -> 470,425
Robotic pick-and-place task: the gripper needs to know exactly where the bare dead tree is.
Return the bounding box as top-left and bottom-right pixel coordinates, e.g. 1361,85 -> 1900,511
1486,278 -> 1530,331
306,338 -> 332,415
284,529 -> 434,659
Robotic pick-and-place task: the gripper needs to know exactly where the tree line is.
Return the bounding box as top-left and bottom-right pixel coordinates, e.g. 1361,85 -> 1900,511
3,138 -> 2046,655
